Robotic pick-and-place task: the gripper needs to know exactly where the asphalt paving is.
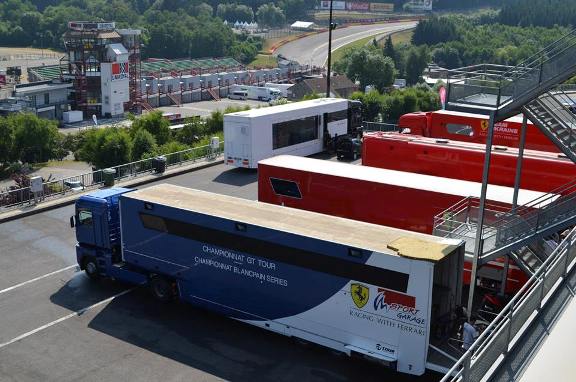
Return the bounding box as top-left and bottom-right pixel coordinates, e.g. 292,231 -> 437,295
0,159 -> 442,382
275,21 -> 418,68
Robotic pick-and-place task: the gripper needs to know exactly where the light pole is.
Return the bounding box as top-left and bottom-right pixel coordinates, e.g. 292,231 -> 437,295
179,81 -> 184,106
145,83 -> 150,104
217,77 -> 222,98
326,0 -> 335,98
157,83 -> 161,107
199,79 -> 204,100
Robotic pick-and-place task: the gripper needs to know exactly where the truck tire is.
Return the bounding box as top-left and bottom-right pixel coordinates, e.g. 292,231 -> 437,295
150,275 -> 175,302
83,257 -> 100,281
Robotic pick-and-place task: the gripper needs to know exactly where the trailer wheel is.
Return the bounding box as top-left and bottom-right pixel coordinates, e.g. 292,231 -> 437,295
83,257 -> 100,281
150,275 -> 174,302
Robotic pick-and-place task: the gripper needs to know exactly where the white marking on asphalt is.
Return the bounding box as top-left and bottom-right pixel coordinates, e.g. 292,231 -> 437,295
0,265 -> 79,295
0,287 -> 136,350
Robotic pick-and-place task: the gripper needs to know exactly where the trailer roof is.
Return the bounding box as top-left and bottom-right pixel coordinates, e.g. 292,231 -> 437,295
364,132 -> 569,161
123,184 -> 462,263
258,156 -> 555,206
432,109 -> 527,124
225,97 -> 348,118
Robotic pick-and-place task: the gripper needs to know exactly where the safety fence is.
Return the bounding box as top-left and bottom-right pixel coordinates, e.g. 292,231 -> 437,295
0,142 -> 224,213
362,121 -> 399,132
440,226 -> 576,382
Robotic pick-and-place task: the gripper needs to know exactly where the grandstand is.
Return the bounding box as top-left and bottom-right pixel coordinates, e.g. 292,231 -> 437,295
27,57 -> 244,82
141,57 -> 243,76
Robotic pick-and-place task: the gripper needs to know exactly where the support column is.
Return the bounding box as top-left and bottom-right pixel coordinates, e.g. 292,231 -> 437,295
326,0 -> 334,98
467,111 -> 497,318
501,114 -> 528,296
512,114 -> 528,211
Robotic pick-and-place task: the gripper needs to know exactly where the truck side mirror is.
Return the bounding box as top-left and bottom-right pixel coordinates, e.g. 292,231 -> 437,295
70,216 -> 75,228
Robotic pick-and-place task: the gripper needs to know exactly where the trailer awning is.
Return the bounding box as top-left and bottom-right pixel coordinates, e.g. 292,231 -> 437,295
387,237 -> 461,263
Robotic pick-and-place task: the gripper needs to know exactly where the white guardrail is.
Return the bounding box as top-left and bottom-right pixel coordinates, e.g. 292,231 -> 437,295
0,142 -> 224,213
441,226 -> 576,382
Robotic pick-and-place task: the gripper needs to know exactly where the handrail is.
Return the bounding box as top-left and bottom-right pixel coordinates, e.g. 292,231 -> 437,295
441,226 -> 576,381
501,27 -> 576,79
0,142 -> 224,212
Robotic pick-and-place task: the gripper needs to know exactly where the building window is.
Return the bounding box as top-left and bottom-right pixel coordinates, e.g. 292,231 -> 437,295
272,116 -> 319,149
44,93 -> 50,105
269,178 -> 302,199
446,123 -> 474,136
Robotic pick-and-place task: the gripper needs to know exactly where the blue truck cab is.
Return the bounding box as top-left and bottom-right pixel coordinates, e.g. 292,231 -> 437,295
71,187 -> 146,284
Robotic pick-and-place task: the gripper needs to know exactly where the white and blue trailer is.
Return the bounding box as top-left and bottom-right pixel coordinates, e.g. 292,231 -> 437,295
71,184 -> 464,376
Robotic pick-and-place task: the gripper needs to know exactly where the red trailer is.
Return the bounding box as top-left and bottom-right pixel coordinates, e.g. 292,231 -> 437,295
362,132 -> 576,194
398,109 -> 558,153
258,156 -> 551,294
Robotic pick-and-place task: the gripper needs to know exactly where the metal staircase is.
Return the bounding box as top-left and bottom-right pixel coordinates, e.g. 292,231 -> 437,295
433,179 -> 576,268
510,241 -> 557,275
522,86 -> 576,162
446,28 -> 576,120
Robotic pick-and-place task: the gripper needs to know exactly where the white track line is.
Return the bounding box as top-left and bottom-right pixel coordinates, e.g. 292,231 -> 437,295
0,265 -> 79,295
0,287 -> 136,350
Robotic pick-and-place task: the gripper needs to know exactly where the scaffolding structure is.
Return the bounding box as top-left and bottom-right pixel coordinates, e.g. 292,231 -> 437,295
118,29 -> 143,113
60,22 -> 123,117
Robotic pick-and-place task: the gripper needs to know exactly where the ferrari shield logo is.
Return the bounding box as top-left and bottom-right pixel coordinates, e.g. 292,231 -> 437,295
480,120 -> 489,131
351,283 -> 369,309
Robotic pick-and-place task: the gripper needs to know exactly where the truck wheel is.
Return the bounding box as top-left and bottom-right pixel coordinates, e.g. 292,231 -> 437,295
150,275 -> 174,302
83,258 -> 100,280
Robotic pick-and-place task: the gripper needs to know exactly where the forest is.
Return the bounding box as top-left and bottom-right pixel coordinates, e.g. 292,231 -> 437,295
0,0 -> 315,62
412,14 -> 570,69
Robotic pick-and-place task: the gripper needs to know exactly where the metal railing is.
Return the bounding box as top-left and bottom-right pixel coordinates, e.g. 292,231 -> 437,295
440,226 -> 576,382
433,180 -> 576,260
446,28 -> 576,113
0,142 -> 224,212
362,121 -> 399,132
524,86 -> 576,157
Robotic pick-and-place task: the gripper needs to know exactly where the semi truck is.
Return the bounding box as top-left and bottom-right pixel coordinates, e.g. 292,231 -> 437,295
258,155 -> 553,294
224,98 -> 362,168
71,184 -> 464,376
229,85 -> 282,101
362,132 -> 576,194
398,109 -> 558,153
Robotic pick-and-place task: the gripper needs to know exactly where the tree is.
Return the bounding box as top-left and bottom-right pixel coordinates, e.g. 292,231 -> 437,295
383,35 -> 396,63
98,129 -> 132,168
175,117 -> 207,145
279,0 -> 310,22
405,46 -> 430,86
336,47 -> 396,93
256,3 -> 286,28
77,127 -> 132,169
130,111 -> 171,145
216,3 -> 254,23
131,129 -> 158,161
351,90 -> 383,122
432,46 -> 462,69
0,117 -> 15,166
11,113 -> 62,164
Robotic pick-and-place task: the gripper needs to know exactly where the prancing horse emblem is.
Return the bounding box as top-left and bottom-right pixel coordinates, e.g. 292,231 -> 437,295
351,283 -> 369,309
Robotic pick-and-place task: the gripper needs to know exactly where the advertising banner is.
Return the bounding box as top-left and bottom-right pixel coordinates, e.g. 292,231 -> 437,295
319,1 -> 346,10
369,3 -> 395,12
347,2 -> 370,11
406,0 -> 433,11
111,62 -> 129,82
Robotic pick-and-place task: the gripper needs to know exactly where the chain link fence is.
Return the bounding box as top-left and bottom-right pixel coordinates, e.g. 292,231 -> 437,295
0,142 -> 224,213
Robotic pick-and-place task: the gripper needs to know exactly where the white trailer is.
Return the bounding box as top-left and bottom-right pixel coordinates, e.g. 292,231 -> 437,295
230,85 -> 282,101
224,98 -> 362,168
265,82 -> 294,98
